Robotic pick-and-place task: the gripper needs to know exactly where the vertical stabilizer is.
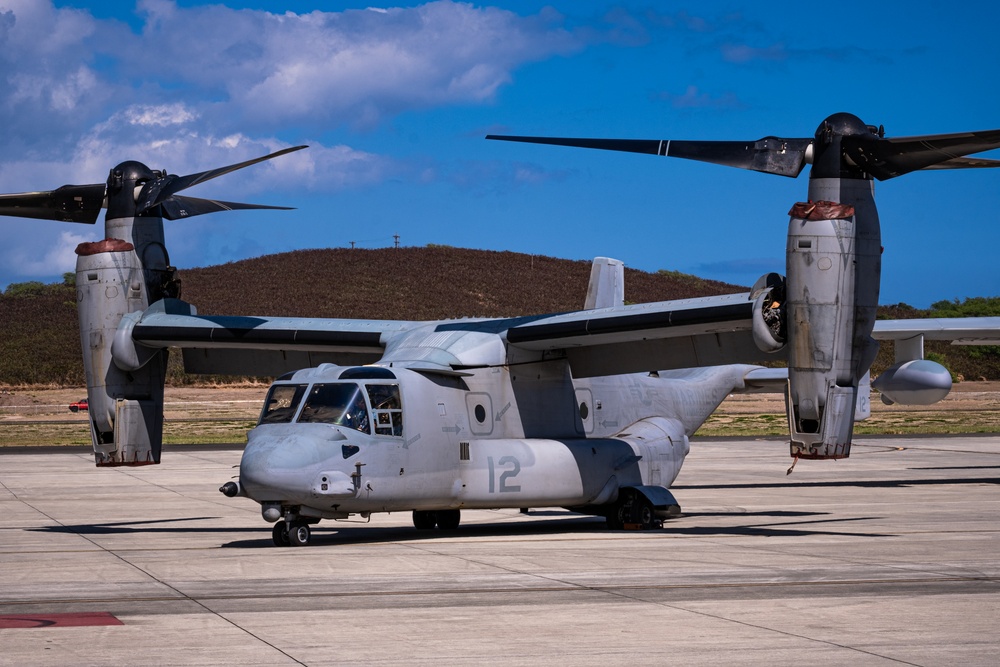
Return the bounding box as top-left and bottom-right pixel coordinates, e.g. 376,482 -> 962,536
585,257 -> 624,309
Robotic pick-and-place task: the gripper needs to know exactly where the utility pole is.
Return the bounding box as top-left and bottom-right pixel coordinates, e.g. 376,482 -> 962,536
393,234 -> 400,249
349,241 -> 356,249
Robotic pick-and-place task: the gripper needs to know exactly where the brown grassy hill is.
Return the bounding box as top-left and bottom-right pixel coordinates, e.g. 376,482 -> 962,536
179,247 -> 740,320
0,282 -> 81,385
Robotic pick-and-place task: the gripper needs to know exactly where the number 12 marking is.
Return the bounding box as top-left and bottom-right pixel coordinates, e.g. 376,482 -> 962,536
487,455 -> 521,493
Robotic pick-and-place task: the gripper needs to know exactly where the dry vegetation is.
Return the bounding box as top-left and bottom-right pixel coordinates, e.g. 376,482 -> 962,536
179,246 -> 741,320
0,386 -> 264,446
3,382 -> 998,447
699,382 -> 1000,437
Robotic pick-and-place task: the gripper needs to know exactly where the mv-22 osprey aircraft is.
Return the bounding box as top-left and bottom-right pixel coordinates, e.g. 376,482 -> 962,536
2,112 -> 1000,547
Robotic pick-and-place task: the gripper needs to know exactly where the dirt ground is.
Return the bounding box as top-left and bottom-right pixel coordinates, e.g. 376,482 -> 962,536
717,380 -> 1000,414
1,382 -> 998,443
0,386 -> 268,445
0,385 -> 268,421
4,381 -> 999,415
707,381 -> 1000,436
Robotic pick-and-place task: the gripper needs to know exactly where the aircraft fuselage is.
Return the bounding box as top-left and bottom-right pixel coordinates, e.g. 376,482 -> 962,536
236,359 -> 753,532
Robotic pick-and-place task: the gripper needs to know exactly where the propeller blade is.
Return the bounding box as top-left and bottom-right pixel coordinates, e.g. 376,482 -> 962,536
843,128 -> 1000,180
666,137 -> 812,177
159,195 -> 295,220
136,145 -> 308,213
920,156 -> 1000,171
485,135 -> 664,155
0,184 -> 105,223
486,134 -> 812,178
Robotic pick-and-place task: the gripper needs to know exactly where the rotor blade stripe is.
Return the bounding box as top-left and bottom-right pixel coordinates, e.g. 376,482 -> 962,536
132,324 -> 383,348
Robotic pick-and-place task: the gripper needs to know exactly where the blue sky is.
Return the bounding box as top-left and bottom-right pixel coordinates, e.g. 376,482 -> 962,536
0,1 -> 997,308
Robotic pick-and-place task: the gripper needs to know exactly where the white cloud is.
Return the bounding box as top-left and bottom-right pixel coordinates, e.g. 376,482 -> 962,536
0,1 -> 133,152
122,104 -> 199,128
0,1 -> 588,172
128,0 -> 583,128
0,0 -> 586,150
6,230 -> 90,278
720,42 -> 787,64
651,85 -> 744,110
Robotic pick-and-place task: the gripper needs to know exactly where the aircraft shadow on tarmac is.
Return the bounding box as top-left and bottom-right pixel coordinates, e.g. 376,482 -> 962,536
223,510 -> 890,547
33,517 -> 252,535
31,508 -> 894,547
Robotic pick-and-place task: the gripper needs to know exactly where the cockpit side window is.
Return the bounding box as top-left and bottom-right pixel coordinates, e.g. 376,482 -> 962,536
259,384 -> 307,424
366,383 -> 403,437
298,383 -> 371,434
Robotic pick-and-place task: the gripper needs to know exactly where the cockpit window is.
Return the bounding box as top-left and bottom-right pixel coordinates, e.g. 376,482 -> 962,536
366,384 -> 403,437
259,384 -> 307,424
298,383 -> 371,434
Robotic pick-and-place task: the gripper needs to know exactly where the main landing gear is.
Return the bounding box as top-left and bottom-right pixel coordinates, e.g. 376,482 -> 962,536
606,488 -> 662,531
272,520 -> 314,547
412,509 -> 461,531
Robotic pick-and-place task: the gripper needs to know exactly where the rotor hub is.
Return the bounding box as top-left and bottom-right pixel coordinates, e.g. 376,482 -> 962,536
815,112 -> 874,142
810,112 -> 879,181
107,160 -> 160,219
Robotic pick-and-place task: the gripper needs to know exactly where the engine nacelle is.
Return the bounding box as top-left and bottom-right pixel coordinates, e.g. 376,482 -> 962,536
76,214 -> 176,466
873,360 -> 952,406
784,180 -> 882,460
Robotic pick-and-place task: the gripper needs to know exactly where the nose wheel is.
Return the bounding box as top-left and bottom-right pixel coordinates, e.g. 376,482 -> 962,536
272,521 -> 290,546
272,520 -> 312,547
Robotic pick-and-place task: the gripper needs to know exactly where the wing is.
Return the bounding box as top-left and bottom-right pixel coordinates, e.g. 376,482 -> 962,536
121,293 -> 775,379
505,291 -> 779,377
118,299 -> 412,376
873,316 -> 1000,366
119,300 -> 1000,381
873,317 -> 1000,345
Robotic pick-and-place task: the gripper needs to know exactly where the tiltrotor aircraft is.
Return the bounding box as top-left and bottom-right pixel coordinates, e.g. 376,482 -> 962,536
2,112 -> 999,547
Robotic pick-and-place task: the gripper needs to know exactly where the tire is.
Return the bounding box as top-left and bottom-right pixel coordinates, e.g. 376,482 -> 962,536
289,522 -> 311,547
637,502 -> 655,529
435,509 -> 461,530
606,489 -> 633,530
272,522 -> 290,547
412,510 -> 437,530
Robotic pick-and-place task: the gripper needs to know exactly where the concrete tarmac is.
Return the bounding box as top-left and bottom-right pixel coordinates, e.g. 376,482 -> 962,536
1,436 -> 998,666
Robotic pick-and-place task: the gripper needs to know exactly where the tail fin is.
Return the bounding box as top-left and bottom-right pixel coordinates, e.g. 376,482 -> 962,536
585,257 -> 624,310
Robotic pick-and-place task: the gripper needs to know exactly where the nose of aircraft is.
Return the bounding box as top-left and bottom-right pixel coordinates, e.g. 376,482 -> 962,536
238,426 -> 357,504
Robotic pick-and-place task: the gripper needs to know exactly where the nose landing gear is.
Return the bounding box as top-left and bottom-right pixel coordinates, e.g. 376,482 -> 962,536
272,519 -> 314,547
272,521 -> 290,546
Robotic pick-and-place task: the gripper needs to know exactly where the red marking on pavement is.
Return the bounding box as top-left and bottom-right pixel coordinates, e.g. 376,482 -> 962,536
0,612 -> 123,629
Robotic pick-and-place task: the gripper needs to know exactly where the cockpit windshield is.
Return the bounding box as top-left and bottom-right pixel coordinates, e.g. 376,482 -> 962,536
259,384 -> 307,424
298,383 -> 371,434
366,383 -> 403,436
258,380 -> 403,437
